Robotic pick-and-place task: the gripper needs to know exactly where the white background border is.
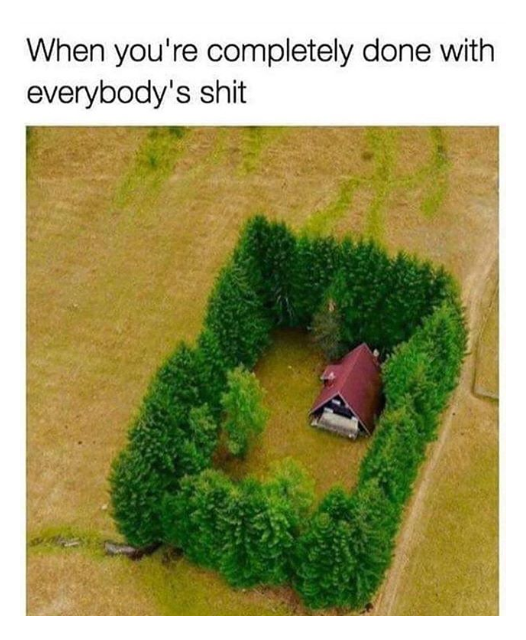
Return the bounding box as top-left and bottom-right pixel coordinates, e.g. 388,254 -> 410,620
2,0 -> 524,629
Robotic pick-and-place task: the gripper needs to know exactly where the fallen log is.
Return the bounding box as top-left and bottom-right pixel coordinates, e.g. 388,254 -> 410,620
62,539 -> 81,548
104,541 -> 161,560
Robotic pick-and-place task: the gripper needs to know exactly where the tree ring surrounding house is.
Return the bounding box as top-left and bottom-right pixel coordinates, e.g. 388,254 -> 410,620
110,215 -> 467,611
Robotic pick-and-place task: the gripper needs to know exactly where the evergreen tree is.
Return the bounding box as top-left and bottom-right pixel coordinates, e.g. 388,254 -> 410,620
290,235 -> 343,327
180,405 -> 219,475
221,367 -> 268,457
110,446 -> 167,548
382,252 -> 424,350
344,479 -> 397,609
204,260 -> 272,370
312,298 -> 346,360
128,343 -> 216,480
262,222 -> 298,326
359,406 -> 423,508
161,469 -> 237,569
233,215 -> 273,295
162,460 -> 314,588
195,328 -> 229,415
327,240 -> 391,351
293,489 -> 357,609
220,464 -> 313,587
236,217 -> 298,326
383,299 -> 467,440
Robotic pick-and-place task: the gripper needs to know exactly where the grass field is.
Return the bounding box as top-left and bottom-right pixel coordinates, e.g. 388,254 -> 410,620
27,126 -> 498,615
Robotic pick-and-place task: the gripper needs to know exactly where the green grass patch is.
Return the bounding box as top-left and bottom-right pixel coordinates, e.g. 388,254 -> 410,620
26,126 -> 34,157
393,127 -> 450,217
209,128 -> 229,165
304,177 -> 363,237
364,128 -> 399,240
138,553 -> 293,616
113,127 -> 189,211
420,127 -> 450,217
26,126 -> 36,178
28,525 -> 106,558
303,127 -> 450,239
302,128 -> 399,240
239,126 -> 285,174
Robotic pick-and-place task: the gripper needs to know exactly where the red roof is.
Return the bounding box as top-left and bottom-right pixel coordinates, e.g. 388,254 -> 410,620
310,344 -> 382,434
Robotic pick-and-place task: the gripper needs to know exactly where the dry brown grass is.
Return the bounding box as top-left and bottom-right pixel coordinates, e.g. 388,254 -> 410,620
27,126 -> 498,615
27,550 -> 158,616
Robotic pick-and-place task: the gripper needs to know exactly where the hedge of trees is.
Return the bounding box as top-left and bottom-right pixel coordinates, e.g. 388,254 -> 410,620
162,459 -> 314,587
110,215 -> 467,609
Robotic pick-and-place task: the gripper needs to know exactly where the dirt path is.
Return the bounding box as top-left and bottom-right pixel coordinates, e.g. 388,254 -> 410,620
373,240 -> 498,616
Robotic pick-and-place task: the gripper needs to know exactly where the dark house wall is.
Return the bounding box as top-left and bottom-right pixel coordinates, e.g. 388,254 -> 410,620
326,397 -> 355,419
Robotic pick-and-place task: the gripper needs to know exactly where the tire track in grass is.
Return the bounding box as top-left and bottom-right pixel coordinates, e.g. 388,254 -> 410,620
363,127 -> 399,240
419,127 -> 450,217
303,176 -> 364,236
239,126 -> 286,174
303,127 -> 450,239
473,278 -> 499,401
113,126 -> 190,212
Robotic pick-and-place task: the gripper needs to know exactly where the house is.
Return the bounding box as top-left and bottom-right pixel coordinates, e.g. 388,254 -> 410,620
310,343 -> 382,439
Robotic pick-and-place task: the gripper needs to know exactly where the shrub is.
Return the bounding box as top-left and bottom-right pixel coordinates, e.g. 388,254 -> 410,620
221,367 -> 268,457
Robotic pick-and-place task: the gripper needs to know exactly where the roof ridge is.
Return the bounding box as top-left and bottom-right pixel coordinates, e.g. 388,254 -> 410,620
341,343 -> 368,379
